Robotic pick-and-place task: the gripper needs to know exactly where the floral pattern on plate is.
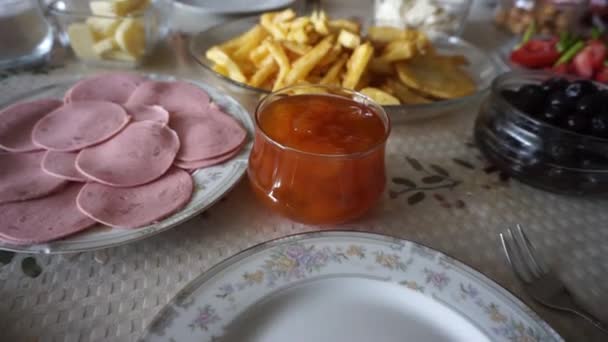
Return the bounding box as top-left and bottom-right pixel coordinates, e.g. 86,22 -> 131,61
140,231 -> 563,342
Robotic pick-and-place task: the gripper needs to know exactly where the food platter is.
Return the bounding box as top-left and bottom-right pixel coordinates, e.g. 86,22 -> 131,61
0,74 -> 253,254
190,15 -> 499,123
140,231 -> 563,342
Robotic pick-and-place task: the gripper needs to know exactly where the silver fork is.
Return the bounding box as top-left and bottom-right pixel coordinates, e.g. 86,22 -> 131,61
500,224 -> 608,334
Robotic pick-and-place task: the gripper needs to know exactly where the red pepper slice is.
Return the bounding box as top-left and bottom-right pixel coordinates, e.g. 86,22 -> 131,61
510,39 -> 560,68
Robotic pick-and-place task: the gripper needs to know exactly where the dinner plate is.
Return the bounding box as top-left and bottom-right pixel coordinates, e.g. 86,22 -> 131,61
175,0 -> 295,14
0,73 -> 253,254
140,231 -> 563,342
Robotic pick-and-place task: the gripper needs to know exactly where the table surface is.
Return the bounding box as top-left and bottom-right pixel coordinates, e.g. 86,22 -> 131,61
1,1 -> 607,341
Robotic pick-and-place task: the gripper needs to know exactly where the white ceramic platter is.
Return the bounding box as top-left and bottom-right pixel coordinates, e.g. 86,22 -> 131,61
175,0 -> 295,14
140,231 -> 563,342
0,74 -> 253,254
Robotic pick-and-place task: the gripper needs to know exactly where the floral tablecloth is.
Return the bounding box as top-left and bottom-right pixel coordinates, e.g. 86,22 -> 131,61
0,1 -> 607,341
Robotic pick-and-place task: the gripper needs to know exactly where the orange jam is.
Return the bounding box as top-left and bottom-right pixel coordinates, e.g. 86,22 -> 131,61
248,92 -> 390,224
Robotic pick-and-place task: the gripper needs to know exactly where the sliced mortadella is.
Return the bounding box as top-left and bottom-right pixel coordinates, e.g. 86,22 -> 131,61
32,101 -> 130,152
173,145 -> 243,170
126,81 -> 210,114
76,168 -> 194,229
0,152 -> 68,204
41,151 -> 87,182
76,121 -> 180,187
123,104 -> 169,124
170,112 -> 246,161
0,183 -> 96,245
0,99 -> 63,152
66,72 -> 147,104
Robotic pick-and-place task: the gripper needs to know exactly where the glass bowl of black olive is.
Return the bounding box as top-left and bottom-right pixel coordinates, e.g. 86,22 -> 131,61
475,71 -> 608,195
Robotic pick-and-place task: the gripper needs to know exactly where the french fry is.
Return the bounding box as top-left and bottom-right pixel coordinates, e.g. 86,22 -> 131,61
212,64 -> 229,77
233,25 -> 268,61
311,10 -> 329,35
220,25 -> 263,53
249,56 -> 278,87
318,43 -> 342,68
261,12 -> 287,40
264,40 -> 291,90
360,87 -> 400,105
287,27 -> 310,44
206,47 -> 247,83
249,44 -> 269,66
272,8 -> 296,23
356,70 -> 370,89
342,42 -> 373,89
288,17 -> 311,31
285,35 -> 334,86
337,29 -> 360,49
320,53 -> 348,85
281,41 -> 312,56
329,19 -> 360,34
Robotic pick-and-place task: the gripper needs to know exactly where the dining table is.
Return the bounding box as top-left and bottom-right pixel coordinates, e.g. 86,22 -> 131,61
1,0 -> 607,341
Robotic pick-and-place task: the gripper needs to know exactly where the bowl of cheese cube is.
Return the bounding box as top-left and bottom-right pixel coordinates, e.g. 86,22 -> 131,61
48,0 -> 172,66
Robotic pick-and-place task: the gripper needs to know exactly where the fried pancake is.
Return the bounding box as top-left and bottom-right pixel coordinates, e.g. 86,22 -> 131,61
395,54 -> 476,100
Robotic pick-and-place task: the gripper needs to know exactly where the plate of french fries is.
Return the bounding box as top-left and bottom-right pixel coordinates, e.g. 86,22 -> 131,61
189,9 -> 499,122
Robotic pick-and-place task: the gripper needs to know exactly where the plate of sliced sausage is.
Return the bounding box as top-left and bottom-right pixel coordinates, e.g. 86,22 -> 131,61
0,73 -> 253,254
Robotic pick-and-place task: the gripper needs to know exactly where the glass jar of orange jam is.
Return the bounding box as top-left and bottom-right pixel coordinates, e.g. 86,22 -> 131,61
248,85 -> 391,224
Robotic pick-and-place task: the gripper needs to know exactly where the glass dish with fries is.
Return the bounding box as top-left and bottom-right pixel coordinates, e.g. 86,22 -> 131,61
189,9 -> 499,123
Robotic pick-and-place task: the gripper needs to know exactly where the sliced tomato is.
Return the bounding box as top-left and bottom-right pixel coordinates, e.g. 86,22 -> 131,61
587,40 -> 607,70
573,47 -> 595,78
510,39 -> 560,68
552,63 -> 569,75
595,66 -> 608,83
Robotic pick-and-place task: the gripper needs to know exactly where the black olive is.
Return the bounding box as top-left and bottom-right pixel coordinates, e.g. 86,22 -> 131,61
576,94 -> 604,117
565,80 -> 597,100
562,114 -> 589,133
590,115 -> 608,137
541,77 -> 569,93
540,105 -> 568,125
547,91 -> 575,112
510,84 -> 546,115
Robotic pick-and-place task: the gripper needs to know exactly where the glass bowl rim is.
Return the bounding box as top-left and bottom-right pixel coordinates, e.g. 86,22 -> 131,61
188,16 -> 499,109
253,84 -> 392,159
491,70 -> 608,143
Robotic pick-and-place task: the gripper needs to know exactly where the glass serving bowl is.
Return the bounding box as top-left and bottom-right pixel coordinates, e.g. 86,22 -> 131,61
475,71 -> 608,195
373,0 -> 473,37
248,85 -> 391,224
189,17 -> 499,123
47,0 -> 172,68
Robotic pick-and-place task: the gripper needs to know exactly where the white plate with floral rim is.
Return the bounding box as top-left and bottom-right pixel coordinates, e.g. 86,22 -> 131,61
140,231 -> 563,342
0,73 -> 253,254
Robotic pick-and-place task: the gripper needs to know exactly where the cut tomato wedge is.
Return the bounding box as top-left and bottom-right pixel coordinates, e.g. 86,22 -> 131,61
595,66 -> 608,83
510,39 -> 560,68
